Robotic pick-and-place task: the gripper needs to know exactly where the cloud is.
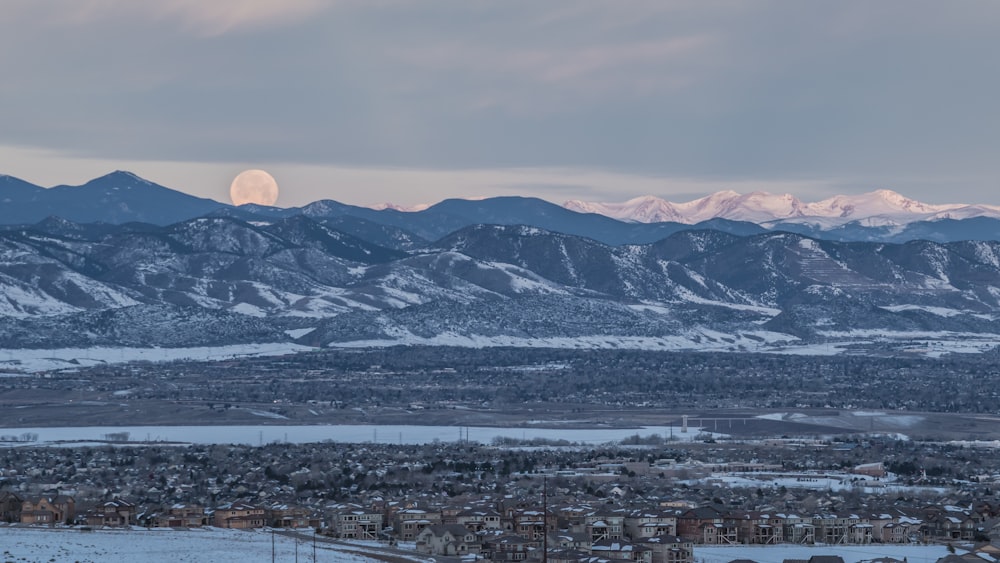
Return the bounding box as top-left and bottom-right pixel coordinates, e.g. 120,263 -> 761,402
1,1 -> 999,204
2,0 -> 330,36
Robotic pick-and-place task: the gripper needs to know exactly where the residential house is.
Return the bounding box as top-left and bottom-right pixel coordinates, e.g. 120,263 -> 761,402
415,524 -> 482,556
20,496 -> 75,525
213,502 -> 265,529
676,506 -> 737,545
329,504 -> 383,539
581,508 -> 625,543
548,548 -> 606,563
926,512 -> 977,541
85,499 -> 136,527
732,512 -> 783,545
481,534 -> 539,561
780,513 -> 815,545
267,503 -> 318,529
394,508 -> 441,541
0,491 -> 23,523
636,535 -> 694,563
590,538 -> 653,563
625,509 -> 677,539
509,508 -> 550,540
150,504 -> 208,528
456,507 -> 503,532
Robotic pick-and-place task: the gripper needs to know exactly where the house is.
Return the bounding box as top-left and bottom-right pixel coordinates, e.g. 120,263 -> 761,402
150,504 -> 208,527
415,524 -> 482,556
394,507 -> 441,541
0,491 -> 23,523
779,513 -> 815,545
636,535 -> 693,563
456,507 -> 503,531
509,508 -> 550,540
625,509 -> 677,539
85,499 -> 136,527
329,504 -> 383,539
481,534 -> 539,561
550,530 -> 592,550
213,502 -> 265,529
581,509 -> 625,543
853,463 -> 886,478
20,496 -> 75,525
676,506 -> 728,543
590,539 -> 652,563
812,513 -> 869,545
267,504 -> 318,529
926,512 -> 977,541
732,512 -> 783,545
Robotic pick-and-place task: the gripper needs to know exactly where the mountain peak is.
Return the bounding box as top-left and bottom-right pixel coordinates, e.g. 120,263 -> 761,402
86,170 -> 154,187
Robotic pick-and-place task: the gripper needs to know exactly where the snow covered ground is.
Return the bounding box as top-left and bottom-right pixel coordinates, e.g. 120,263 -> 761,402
0,423 -> 723,447
694,543 -> 953,563
0,343 -> 315,373
0,526 -> 394,563
0,327 -> 997,375
0,526 -> 960,563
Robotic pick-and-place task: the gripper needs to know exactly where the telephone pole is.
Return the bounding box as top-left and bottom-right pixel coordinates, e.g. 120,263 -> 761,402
542,476 -> 548,563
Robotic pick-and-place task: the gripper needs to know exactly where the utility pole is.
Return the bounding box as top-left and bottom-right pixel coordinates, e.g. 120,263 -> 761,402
271,530 -> 275,563
542,476 -> 548,563
314,529 -> 317,562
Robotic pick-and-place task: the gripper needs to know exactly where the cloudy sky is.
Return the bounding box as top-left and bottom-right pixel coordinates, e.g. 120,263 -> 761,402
1,1 -> 998,207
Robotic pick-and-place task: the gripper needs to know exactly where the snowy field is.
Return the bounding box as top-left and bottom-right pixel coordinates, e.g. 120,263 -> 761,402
0,526 -> 400,563
0,327 -> 997,375
0,423 -> 723,447
0,527 -> 958,563
694,544 -> 953,563
690,472 -> 948,496
0,343 -> 315,373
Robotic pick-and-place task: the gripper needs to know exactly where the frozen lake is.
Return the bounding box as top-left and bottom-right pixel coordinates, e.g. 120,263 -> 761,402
0,423 -> 716,447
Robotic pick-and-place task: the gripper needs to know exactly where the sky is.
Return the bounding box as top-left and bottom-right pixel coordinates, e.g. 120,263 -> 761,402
1,1 -> 998,208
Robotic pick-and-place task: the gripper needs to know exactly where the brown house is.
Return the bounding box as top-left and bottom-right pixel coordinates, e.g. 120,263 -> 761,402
150,504 -> 208,528
20,495 -> 75,525
676,506 -> 738,545
0,491 -> 23,523
267,503 -> 319,529
636,535 -> 694,563
213,502 -> 265,529
85,499 -> 136,527
415,524 -> 482,556
330,504 -> 384,539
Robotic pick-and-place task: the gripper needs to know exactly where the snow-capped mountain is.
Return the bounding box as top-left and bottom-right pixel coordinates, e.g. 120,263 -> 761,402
565,189 -> 1000,227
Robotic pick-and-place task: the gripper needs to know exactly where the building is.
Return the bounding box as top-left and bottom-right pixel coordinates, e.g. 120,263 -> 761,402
415,524 -> 482,556
150,504 -> 208,528
0,491 -> 23,523
329,504 -> 383,539
213,502 -> 265,529
85,499 -> 136,527
20,496 -> 75,525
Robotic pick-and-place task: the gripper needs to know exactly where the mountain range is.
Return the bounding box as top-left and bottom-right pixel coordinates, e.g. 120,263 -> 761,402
3,171 -> 1000,358
5,171 -> 1000,244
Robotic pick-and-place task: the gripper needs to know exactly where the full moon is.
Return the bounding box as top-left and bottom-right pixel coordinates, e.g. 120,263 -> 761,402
229,169 -> 279,206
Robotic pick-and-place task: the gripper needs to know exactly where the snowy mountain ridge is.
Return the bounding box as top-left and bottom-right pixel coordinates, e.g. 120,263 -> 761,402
4,216 -> 1000,356
564,189 -> 1000,226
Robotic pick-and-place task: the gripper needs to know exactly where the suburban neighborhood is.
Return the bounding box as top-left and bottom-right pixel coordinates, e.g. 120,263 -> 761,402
4,437 -> 1000,562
